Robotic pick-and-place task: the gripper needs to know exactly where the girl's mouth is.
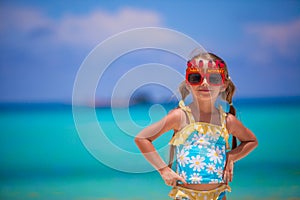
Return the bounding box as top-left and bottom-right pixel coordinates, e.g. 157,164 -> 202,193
197,88 -> 210,92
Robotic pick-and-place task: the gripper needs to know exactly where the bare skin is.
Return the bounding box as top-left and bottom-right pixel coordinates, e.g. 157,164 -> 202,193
135,77 -> 258,199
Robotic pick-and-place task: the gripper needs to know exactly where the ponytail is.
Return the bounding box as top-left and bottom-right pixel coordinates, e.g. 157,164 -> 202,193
224,78 -> 238,149
179,81 -> 190,101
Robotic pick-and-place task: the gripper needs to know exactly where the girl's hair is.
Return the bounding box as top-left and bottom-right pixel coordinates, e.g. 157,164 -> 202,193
168,52 -> 237,168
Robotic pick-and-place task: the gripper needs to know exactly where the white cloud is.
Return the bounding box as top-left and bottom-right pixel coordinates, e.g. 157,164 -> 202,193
56,7 -> 163,46
0,6 -> 163,47
245,19 -> 300,57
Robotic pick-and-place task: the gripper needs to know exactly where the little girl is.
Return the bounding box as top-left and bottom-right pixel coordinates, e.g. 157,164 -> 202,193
135,51 -> 258,200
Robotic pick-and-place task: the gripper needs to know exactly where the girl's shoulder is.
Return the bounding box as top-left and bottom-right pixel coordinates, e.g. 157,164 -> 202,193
167,107 -> 188,132
225,113 -> 236,127
225,113 -> 245,133
167,107 -> 187,122
225,112 -> 235,119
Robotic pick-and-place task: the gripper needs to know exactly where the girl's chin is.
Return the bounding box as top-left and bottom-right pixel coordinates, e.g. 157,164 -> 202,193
193,91 -> 219,100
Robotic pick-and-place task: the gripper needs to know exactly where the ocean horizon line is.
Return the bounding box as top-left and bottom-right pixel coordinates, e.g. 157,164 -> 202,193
0,95 -> 299,109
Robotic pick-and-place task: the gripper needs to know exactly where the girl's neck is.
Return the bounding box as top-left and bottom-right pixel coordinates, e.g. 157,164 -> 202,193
190,98 -> 217,114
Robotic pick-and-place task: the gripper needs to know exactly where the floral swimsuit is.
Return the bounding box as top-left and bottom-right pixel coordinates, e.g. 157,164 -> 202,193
169,100 -> 230,184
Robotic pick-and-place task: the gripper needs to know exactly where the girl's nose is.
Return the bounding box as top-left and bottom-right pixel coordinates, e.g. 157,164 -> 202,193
201,77 -> 209,86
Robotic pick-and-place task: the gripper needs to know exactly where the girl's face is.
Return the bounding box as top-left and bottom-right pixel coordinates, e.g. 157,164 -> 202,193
186,59 -> 227,101
188,79 -> 225,101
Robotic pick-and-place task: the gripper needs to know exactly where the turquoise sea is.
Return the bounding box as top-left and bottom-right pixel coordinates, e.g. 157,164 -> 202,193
1,98 -> 300,200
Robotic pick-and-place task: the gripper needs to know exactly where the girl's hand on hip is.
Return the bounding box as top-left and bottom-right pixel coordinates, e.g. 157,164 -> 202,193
224,154 -> 234,184
158,167 -> 187,187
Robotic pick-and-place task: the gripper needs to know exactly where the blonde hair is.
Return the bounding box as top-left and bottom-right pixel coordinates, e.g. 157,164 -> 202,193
178,81 -> 189,101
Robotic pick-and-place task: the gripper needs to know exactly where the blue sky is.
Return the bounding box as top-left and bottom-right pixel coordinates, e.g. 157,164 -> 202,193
0,0 -> 300,103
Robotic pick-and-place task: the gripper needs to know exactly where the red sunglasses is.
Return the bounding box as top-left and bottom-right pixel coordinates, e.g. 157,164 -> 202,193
186,62 -> 226,86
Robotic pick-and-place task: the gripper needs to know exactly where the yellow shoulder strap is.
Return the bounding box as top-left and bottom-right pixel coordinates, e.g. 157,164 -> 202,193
179,100 -> 195,123
219,105 -> 227,128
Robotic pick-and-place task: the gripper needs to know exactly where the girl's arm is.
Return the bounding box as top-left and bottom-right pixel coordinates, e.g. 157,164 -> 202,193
135,109 -> 187,186
224,113 -> 258,183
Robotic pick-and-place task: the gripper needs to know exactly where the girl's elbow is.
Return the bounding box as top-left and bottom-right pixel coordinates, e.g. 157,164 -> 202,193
134,136 -> 142,145
252,137 -> 258,148
134,136 -> 151,145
